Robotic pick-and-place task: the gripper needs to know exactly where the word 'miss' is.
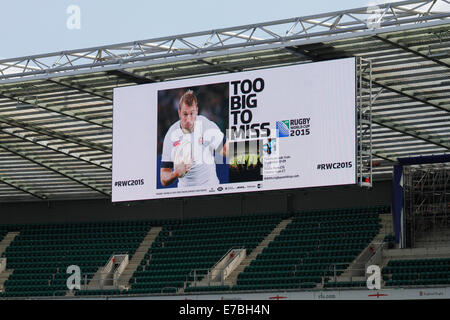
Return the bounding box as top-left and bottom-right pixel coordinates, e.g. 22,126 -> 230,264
230,78 -> 270,140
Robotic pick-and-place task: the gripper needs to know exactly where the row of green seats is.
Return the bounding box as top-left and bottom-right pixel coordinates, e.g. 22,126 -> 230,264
74,289 -> 121,296
283,225 -> 380,233
171,228 -> 275,237
9,265 -> 97,274
259,249 -> 361,258
127,288 -> 177,294
148,254 -> 223,262
289,216 -> 380,224
159,242 -> 256,250
4,284 -> 67,292
6,254 -> 112,262
5,279 -> 51,286
17,229 -> 149,236
268,240 -> 320,247
303,255 -> 356,263
6,243 -> 137,251
160,240 -> 259,248
383,265 -> 450,273
144,264 -> 212,272
265,244 -> 364,252
232,282 -> 316,291
133,268 -> 207,277
133,274 -> 186,283
387,258 -> 450,266
324,281 -> 366,288
167,232 -> 269,240
385,279 -> 450,286
148,247 -> 229,255
12,237 -> 143,244
5,250 -> 119,257
145,256 -> 219,265
280,229 -> 379,237
9,273 -> 54,280
0,291 -> 66,298
391,272 -> 450,280
238,270 -> 295,279
237,276 -> 321,285
185,285 -> 230,293
171,221 -> 280,231
291,216 -> 380,223
291,215 -> 380,222
132,281 -> 184,289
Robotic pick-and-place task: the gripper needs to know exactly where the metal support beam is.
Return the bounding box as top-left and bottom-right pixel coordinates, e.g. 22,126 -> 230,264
0,115 -> 111,153
1,0 -> 448,83
301,41 -> 450,149
0,126 -> 111,170
0,142 -> 111,197
106,70 -> 156,84
371,150 -> 399,163
372,114 -> 450,149
369,77 -> 450,113
47,78 -> 113,101
197,58 -> 241,73
293,44 -> 450,116
0,174 -> 48,200
374,35 -> 450,70
0,91 -> 112,129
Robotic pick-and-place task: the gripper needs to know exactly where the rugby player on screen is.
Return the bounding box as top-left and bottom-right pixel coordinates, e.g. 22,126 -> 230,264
160,90 -> 228,187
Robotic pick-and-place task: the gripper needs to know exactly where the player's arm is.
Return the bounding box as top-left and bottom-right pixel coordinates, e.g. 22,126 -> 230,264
160,162 -> 192,187
160,167 -> 178,187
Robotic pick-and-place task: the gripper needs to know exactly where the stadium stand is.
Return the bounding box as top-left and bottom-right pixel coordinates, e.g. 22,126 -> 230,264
236,206 -> 386,291
0,229 -> 7,243
382,258 -> 450,287
128,213 -> 287,295
0,205 -> 392,298
0,221 -> 153,297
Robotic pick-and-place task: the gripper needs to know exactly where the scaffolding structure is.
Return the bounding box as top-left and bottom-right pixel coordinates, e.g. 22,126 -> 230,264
356,58 -> 373,187
403,164 -> 450,248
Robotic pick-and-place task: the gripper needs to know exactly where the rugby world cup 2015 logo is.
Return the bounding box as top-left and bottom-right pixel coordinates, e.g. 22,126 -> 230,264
276,120 -> 290,138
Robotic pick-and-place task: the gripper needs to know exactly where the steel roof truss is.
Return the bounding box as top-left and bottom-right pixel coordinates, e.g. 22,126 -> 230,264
0,142 -> 111,196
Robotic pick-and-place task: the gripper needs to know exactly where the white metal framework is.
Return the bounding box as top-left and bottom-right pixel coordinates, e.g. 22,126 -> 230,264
0,0 -> 449,201
357,58 -> 373,187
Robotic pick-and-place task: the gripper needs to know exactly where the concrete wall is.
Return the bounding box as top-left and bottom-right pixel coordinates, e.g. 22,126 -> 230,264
0,180 -> 391,225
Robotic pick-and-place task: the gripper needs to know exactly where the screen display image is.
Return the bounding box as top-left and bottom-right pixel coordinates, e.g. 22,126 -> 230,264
112,57 -> 356,202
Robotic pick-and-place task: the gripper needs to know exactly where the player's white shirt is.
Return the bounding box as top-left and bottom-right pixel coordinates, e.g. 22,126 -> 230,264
161,115 -> 224,187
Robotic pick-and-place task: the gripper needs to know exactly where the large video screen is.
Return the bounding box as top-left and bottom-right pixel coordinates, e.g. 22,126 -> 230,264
112,57 -> 356,202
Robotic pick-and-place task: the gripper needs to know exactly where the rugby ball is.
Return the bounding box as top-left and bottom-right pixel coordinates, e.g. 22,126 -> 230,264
172,139 -> 192,178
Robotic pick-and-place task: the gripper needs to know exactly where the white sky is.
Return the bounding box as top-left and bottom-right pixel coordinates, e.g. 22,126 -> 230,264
0,0 -> 448,59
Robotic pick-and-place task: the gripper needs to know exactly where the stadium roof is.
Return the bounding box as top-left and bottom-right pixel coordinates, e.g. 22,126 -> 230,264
0,0 -> 449,202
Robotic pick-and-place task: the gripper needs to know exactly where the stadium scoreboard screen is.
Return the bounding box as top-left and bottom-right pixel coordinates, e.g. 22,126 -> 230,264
112,57 -> 356,202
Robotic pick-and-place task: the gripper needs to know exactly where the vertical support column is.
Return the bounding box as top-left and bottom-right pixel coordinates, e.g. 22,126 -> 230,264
356,57 -> 373,188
